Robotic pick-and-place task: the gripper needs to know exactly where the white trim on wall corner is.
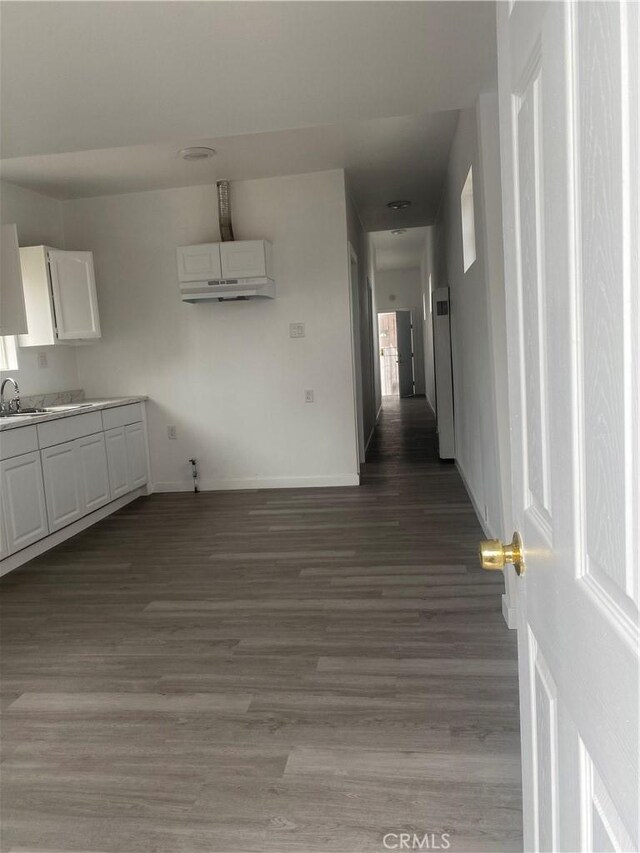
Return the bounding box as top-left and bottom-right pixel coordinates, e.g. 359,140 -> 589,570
154,474 -> 360,493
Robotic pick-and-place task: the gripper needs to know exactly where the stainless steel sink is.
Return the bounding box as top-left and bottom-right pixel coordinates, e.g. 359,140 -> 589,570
0,403 -> 93,418
0,408 -> 48,418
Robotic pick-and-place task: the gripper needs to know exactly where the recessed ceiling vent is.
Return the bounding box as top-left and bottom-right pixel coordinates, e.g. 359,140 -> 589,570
217,180 -> 235,242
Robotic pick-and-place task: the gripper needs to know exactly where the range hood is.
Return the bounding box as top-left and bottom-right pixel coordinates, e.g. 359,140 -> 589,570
180,276 -> 275,303
176,239 -> 275,303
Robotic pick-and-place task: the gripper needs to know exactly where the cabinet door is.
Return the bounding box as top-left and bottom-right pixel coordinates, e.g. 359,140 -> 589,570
77,433 -> 110,513
48,250 -> 101,340
0,224 -> 28,336
41,441 -> 84,531
0,485 -> 12,560
0,451 -> 48,553
0,489 -> 9,560
105,426 -> 130,498
220,241 -> 267,279
125,423 -> 148,489
177,244 -> 222,281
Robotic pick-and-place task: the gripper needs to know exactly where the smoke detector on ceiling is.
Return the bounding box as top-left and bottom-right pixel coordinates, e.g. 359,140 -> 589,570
178,147 -> 216,161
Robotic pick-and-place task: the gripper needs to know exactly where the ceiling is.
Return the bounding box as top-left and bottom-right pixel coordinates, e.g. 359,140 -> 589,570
0,1 -> 497,230
372,227 -> 430,271
1,111 -> 459,230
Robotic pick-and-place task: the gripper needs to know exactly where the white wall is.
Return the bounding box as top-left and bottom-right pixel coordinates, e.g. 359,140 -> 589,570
0,180 -> 80,395
62,170 -> 359,490
432,101 -> 509,546
375,267 -> 426,395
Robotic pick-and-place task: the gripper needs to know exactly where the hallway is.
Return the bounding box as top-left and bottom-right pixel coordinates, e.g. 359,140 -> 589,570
1,398 -> 522,853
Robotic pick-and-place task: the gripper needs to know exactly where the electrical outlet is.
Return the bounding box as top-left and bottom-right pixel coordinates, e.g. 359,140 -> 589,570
37,352 -> 48,369
289,323 -> 306,338
305,390 -> 314,403
167,425 -> 177,440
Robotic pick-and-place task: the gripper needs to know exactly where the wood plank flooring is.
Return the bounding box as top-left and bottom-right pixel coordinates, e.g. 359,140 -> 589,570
0,397 -> 522,852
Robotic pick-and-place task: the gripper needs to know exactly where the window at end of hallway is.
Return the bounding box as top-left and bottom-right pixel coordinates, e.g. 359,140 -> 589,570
461,166 -> 476,273
0,336 -> 18,371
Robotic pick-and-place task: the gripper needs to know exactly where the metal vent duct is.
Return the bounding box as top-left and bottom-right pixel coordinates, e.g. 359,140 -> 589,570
216,180 -> 235,242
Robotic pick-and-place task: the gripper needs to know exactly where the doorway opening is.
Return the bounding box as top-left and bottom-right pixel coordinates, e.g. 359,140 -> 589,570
378,310 -> 414,397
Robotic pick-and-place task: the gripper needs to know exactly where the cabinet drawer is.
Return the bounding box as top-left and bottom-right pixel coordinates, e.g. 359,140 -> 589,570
0,426 -> 38,461
102,403 -> 143,431
37,411 -> 103,449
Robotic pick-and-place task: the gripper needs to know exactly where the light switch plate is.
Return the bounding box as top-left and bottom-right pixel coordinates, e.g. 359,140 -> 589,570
37,351 -> 48,369
289,323 -> 305,338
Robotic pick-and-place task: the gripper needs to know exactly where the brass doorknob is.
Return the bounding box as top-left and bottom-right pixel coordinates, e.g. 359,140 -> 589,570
479,532 -> 525,576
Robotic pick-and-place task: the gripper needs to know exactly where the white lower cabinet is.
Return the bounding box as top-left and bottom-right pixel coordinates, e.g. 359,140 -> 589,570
0,491 -> 9,560
105,422 -> 148,496
0,451 -> 48,553
126,423 -> 148,489
0,403 -> 149,566
41,441 -> 84,531
42,432 -> 111,532
105,427 -> 130,498
77,433 -> 111,513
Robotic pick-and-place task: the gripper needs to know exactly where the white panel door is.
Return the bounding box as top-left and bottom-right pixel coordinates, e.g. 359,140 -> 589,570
77,433 -> 110,513
125,422 -> 148,489
176,244 -> 222,281
48,250 -> 101,340
395,311 -> 414,398
41,441 -> 84,531
498,2 -> 638,850
105,426 -> 130,498
220,241 -> 267,279
0,451 -> 48,553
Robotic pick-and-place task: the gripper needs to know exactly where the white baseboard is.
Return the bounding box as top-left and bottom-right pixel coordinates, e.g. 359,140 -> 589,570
455,460 -> 516,630
455,460 -> 496,539
365,425 -> 376,453
0,486 -> 148,578
502,593 -> 517,629
153,473 -> 360,493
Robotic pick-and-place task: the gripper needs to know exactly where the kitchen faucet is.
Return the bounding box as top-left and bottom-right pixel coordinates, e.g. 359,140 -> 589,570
0,377 -> 20,413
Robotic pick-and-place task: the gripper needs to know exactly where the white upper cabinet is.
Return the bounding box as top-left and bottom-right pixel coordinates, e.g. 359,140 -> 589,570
0,224 -> 28,336
176,243 -> 222,282
220,240 -> 272,280
177,240 -> 273,282
48,250 -> 101,340
18,246 -> 101,346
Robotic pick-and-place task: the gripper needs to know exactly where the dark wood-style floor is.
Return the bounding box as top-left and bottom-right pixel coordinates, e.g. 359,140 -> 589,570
1,397 -> 522,853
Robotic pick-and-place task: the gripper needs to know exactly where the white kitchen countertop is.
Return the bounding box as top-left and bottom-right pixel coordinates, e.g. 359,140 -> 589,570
0,397 -> 148,432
